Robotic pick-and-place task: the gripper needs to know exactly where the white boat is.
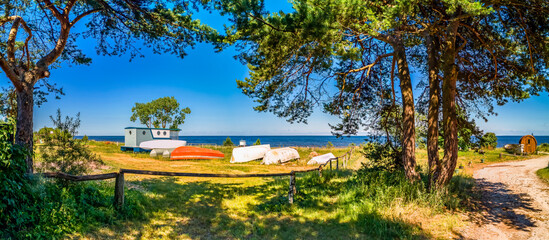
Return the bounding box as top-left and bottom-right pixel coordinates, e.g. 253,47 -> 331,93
307,153 -> 336,165
230,144 -> 271,163
139,140 -> 187,157
261,148 -> 300,165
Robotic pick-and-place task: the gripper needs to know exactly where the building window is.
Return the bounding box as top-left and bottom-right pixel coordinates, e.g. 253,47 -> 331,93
142,131 -> 146,135
528,139 -> 530,144
157,131 -> 161,135
163,131 -> 167,136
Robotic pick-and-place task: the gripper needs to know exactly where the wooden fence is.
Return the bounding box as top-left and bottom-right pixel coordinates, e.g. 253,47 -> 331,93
40,148 -> 354,209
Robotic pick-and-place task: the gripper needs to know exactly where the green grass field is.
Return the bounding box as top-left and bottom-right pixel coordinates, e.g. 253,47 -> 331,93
536,166 -> 549,184
64,141 -> 539,239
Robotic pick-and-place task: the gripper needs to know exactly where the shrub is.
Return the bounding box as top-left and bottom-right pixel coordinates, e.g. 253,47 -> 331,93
0,119 -> 35,238
223,137 -> 234,146
36,109 -> 101,177
538,143 -> 549,152
1,118 -> 142,239
479,132 -> 497,149
254,138 -> 261,145
360,142 -> 402,172
326,141 -> 334,148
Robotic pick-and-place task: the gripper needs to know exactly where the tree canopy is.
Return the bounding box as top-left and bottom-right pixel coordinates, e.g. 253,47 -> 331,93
0,0 -> 223,172
226,0 -> 549,186
130,96 -> 191,129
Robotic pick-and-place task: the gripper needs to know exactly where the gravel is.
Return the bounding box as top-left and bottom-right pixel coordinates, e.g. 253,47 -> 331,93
460,155 -> 549,240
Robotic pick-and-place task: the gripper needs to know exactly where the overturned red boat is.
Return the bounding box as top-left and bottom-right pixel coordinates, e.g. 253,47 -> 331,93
170,146 -> 225,160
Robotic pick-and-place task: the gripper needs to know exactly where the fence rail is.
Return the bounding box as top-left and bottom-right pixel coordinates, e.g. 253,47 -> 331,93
39,148 -> 354,209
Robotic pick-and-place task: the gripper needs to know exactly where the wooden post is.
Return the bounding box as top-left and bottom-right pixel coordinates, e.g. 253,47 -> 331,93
288,171 -> 296,204
318,165 -> 323,178
114,172 -> 125,210
330,160 -> 332,171
336,157 -> 339,170
499,153 -> 502,159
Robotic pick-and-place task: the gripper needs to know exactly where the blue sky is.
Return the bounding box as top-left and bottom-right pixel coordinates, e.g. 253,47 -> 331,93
2,1 -> 548,136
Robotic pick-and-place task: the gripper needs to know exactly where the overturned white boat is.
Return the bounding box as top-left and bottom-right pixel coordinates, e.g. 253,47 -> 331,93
261,148 -> 300,165
139,140 -> 187,157
230,144 -> 271,163
307,153 -> 336,165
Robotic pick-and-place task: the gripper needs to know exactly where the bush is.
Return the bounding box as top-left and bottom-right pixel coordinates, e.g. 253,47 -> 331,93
360,142 -> 402,171
538,143 -> 549,152
254,138 -> 261,145
0,119 -> 35,238
479,132 -> 497,149
1,118 -> 142,239
223,137 -> 234,146
35,109 -> 101,177
326,141 -> 334,148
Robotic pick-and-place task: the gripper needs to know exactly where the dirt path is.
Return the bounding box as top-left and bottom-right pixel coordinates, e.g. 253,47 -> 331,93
461,155 -> 549,240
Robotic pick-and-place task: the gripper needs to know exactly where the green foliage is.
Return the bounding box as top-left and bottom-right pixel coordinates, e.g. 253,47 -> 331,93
254,138 -> 261,145
537,143 -> 549,152
1,119 -> 144,239
361,142 -> 402,172
479,132 -> 498,149
350,168 -> 472,212
0,88 -> 17,119
130,96 -> 191,129
536,166 -> 549,184
36,109 -> 101,177
458,128 -> 473,151
326,141 -> 334,148
0,119 -> 33,238
223,137 -> 234,146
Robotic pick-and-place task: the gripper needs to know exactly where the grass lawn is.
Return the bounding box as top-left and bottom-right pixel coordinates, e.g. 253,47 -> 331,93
536,166 -> 549,184
65,141 -> 540,239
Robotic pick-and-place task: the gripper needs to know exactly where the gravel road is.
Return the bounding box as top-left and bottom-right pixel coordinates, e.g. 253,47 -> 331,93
461,155 -> 549,239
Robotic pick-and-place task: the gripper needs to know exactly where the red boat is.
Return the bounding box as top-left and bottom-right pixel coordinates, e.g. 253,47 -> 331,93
170,146 -> 225,160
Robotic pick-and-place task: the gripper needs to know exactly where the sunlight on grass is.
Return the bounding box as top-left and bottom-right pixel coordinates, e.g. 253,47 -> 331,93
72,141 -> 544,239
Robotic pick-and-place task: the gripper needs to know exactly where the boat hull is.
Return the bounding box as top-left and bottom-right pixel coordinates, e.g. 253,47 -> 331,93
307,153 -> 336,165
230,144 -> 271,163
139,140 -> 187,150
261,147 -> 300,165
170,146 -> 225,160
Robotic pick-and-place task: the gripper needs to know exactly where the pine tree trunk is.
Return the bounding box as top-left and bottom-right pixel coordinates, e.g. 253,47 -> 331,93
394,39 -> 420,181
438,21 -> 460,187
15,75 -> 35,174
426,34 -> 442,189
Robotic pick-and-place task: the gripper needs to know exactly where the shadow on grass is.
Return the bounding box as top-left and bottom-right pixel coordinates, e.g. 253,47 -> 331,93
87,170 -> 429,239
472,178 -> 538,230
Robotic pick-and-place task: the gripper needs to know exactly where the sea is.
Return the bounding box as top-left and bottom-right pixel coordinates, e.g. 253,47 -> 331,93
75,135 -> 549,148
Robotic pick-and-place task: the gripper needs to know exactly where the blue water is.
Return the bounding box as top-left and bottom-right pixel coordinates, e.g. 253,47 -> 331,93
75,135 -> 549,148
76,135 -> 375,147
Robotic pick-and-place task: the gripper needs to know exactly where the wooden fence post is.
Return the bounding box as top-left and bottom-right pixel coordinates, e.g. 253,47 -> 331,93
330,160 -> 332,171
114,172 -> 125,210
336,157 -> 339,170
499,153 -> 502,159
318,165 -> 323,178
288,171 -> 296,204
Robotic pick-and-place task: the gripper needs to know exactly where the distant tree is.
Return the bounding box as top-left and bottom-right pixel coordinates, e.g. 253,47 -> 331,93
36,109 -> 101,178
254,138 -> 261,145
326,142 -> 334,148
479,133 -> 497,149
130,97 -> 191,129
223,137 -> 234,146
1,0 -> 221,173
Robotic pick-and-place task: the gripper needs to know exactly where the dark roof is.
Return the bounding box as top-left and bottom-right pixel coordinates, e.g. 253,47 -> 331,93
125,127 -> 181,131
